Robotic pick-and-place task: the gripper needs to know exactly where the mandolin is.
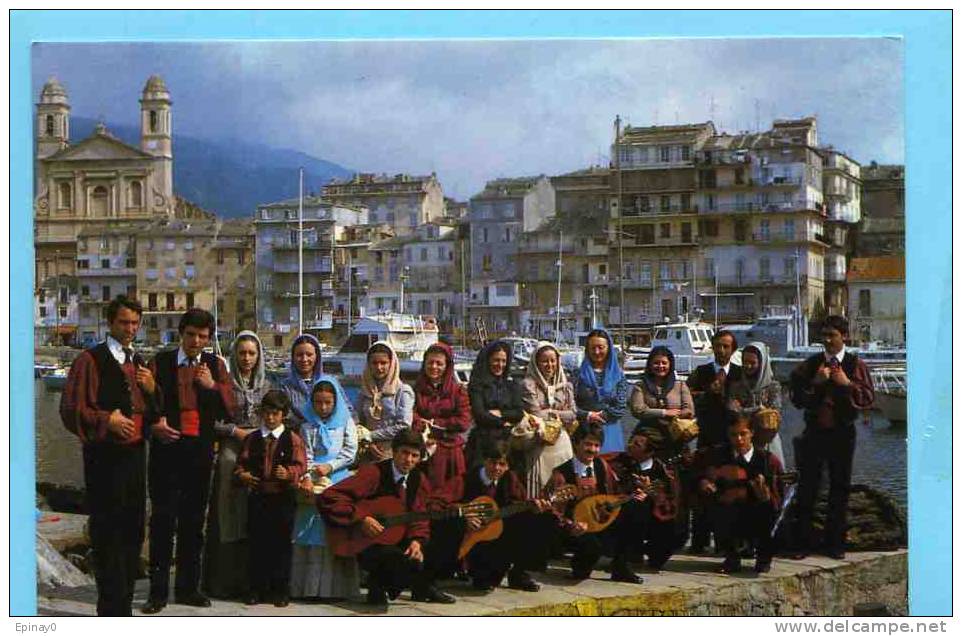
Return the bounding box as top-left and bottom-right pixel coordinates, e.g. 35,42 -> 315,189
325,495 -> 492,557
456,485 -> 578,560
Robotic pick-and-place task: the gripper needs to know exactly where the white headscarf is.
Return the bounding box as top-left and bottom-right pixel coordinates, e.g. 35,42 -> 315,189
525,341 -> 569,407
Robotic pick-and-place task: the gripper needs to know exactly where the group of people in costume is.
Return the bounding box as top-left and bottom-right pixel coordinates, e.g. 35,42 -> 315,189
61,296 -> 874,615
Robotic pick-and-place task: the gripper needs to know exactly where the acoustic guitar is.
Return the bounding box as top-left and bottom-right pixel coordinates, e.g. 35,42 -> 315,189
326,495 -> 492,557
456,485 -> 578,560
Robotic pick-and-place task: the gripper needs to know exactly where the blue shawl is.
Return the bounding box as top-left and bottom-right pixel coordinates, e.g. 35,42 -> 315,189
300,375 -> 351,462
578,329 -> 625,401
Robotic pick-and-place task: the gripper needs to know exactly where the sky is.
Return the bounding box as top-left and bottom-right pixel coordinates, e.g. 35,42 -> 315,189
31,38 -> 903,200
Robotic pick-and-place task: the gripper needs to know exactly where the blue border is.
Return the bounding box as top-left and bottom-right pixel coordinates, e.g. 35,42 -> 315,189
11,10 -> 951,616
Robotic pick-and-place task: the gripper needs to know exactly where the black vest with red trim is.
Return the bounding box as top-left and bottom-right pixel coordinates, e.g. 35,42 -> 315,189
244,427 -> 296,480
153,348 -> 225,444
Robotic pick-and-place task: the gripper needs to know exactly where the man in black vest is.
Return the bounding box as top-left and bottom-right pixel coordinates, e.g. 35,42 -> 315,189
789,316 -> 874,560
142,308 -> 234,613
686,329 -> 744,553
60,295 -> 159,616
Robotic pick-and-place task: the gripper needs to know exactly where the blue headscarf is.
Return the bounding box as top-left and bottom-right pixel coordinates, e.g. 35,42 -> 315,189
578,329 -> 625,401
299,375 -> 351,463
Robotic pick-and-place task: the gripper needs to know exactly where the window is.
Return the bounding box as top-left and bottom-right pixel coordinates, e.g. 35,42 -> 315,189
166,293 -> 175,310
146,293 -> 156,310
759,219 -> 770,241
405,248 -> 412,262
639,262 -> 652,284
165,267 -> 177,279
706,194 -> 716,211
735,259 -> 745,284
386,212 -> 395,224
681,193 -> 691,211
636,147 -> 649,163
126,257 -> 136,268
185,265 -> 195,279
146,269 -> 158,280
681,145 -> 691,161
420,248 -> 428,262
735,193 -> 746,210
59,306 -> 68,319
735,168 -> 745,185
618,146 -> 631,164
784,257 -> 796,278
639,224 -> 655,244
734,220 -> 748,242
165,239 -> 175,251
659,223 -> 671,239
409,213 -> 418,227
39,306 -> 47,318
77,259 -> 89,270
703,258 -> 715,278
659,146 -> 670,162
482,227 -> 489,243
129,181 -> 142,207
636,196 -> 650,212
45,115 -> 54,137
660,261 -> 671,280
237,299 -> 246,313
681,222 -> 692,243
149,110 -> 158,133
216,299 -> 224,314
217,250 -> 224,265
184,239 -> 193,251
760,257 -> 770,280
858,289 -> 872,316
102,285 -> 111,302
91,186 -> 109,216
58,182 -> 72,209
186,292 -> 195,309
503,227 -> 511,242
127,285 -> 135,298
260,209 -> 273,220
101,258 -> 110,269
784,219 -> 795,240
81,285 -> 89,297
38,289 -> 46,304
482,253 -> 493,271
496,284 -> 514,298
437,246 -> 446,260
699,170 -> 717,189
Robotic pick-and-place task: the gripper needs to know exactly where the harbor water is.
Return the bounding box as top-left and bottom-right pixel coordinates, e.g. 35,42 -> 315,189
35,380 -> 906,509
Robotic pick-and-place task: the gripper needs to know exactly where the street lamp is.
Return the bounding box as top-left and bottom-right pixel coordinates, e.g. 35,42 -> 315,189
399,266 -> 410,315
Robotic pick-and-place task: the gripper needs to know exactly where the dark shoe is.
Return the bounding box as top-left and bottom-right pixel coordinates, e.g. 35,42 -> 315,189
754,561 -> 772,574
610,564 -> 643,584
175,592 -> 211,608
826,549 -> 847,560
688,544 -> 707,555
567,569 -> 591,581
273,594 -> 290,608
244,593 -> 260,606
789,551 -> 809,560
386,587 -> 402,601
507,574 -> 541,592
141,598 -> 167,614
366,585 -> 388,606
718,557 -> 742,574
412,586 -> 457,604
472,581 -> 496,593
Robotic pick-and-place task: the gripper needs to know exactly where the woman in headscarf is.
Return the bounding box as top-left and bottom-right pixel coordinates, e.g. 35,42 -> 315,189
628,345 -> 695,461
412,342 -> 472,490
289,376 -> 359,599
465,340 -> 524,467
573,328 -> 629,453
279,333 -> 323,428
515,342 -> 576,497
356,341 -> 415,463
728,341 -> 785,466
204,331 -> 274,599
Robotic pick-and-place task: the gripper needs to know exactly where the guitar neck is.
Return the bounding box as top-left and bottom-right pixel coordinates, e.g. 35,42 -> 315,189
496,501 -> 536,519
380,506 -> 464,528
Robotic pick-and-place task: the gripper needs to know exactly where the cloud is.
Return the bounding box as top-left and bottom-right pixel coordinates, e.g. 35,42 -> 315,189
32,37 -> 903,199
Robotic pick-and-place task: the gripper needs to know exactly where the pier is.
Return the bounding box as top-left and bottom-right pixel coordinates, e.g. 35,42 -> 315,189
38,549 -> 906,617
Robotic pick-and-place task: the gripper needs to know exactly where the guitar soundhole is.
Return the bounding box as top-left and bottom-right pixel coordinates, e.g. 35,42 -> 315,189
593,503 -> 610,524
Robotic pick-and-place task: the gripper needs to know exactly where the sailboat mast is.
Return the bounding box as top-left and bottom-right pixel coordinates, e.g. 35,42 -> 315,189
555,229 -> 563,345
298,168 -> 304,336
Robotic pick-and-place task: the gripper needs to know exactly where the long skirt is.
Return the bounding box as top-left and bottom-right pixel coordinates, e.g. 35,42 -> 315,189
424,444 -> 466,491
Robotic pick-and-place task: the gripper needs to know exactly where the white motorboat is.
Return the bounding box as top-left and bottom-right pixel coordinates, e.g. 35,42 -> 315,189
871,366 -> 907,424
322,313 -> 471,384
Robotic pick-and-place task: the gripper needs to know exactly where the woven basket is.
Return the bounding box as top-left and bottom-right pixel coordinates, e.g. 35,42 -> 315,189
667,417 -> 699,443
752,408 -> 781,444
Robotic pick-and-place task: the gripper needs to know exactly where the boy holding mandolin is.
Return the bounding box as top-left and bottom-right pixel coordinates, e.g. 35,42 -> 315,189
427,440 -> 556,593
546,422 -> 645,584
696,415 -> 784,574
607,425 -> 681,572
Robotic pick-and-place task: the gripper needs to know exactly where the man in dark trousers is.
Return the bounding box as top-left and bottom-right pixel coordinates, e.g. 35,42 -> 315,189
60,296 -> 159,616
686,329 -> 743,553
142,308 -> 234,613
789,315 -> 874,560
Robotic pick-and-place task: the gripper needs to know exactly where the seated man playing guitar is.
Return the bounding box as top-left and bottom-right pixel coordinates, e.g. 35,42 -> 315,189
607,425 -> 681,572
546,422 -> 644,584
318,429 -> 456,606
695,415 -> 784,574
427,440 -> 554,593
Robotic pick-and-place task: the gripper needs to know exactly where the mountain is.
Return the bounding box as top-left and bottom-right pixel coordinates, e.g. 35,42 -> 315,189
69,117 -> 355,218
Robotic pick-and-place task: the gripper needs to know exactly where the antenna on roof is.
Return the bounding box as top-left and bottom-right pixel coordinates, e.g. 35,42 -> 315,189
754,98 -> 760,132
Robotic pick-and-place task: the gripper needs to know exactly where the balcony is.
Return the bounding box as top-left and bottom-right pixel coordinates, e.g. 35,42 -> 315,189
699,200 -> 823,215
273,262 -> 333,274
714,274 -> 807,288
271,288 -> 334,299
272,239 -> 334,251
751,232 -> 798,244
621,204 -> 697,218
